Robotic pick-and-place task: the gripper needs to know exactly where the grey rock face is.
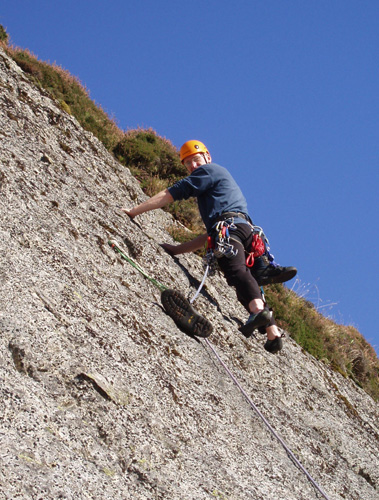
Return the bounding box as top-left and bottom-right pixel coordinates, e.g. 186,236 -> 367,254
0,48 -> 378,500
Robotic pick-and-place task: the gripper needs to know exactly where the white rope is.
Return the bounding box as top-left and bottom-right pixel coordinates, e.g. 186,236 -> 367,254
189,265 -> 209,304
202,338 -> 331,500
180,247 -> 330,498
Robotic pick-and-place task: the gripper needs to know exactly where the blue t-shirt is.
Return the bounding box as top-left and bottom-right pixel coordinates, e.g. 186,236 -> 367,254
168,163 -> 250,232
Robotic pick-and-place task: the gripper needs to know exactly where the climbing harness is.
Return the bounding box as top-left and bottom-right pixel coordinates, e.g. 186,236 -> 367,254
209,218 -> 277,272
108,238 -> 331,500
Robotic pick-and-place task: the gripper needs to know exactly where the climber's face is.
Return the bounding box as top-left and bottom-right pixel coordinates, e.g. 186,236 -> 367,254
183,152 -> 211,174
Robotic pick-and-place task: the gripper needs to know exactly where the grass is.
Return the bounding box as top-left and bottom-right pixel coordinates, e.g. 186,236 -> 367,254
6,47 -> 123,151
2,25 -> 378,400
0,25 -> 8,44
265,284 -> 379,399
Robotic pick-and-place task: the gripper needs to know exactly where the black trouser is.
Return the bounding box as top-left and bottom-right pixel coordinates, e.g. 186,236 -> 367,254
215,223 -> 276,327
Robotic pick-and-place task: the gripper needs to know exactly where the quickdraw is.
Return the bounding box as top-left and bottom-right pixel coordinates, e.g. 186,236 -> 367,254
212,220 -> 238,259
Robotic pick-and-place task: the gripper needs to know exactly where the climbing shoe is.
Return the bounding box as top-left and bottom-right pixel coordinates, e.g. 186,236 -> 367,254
264,335 -> 284,354
252,255 -> 297,286
239,309 -> 271,338
161,289 -> 213,338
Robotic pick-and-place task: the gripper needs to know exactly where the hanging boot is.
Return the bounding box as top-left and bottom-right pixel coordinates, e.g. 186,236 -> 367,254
161,289 -> 213,338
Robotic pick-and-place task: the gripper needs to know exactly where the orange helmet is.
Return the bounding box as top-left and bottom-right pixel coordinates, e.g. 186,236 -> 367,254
179,140 -> 209,162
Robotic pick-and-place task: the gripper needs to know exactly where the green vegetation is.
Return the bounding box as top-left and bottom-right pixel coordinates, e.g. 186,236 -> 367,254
2,25 -> 378,399
265,284 -> 379,399
113,129 -> 203,231
0,25 -> 8,44
7,48 -> 123,151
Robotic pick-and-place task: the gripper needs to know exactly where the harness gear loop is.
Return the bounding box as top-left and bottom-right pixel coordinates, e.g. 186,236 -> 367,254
211,219 -> 272,268
212,219 -> 238,259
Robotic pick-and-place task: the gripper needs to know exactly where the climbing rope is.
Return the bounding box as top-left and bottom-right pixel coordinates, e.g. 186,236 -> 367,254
108,239 -> 331,500
203,338 -> 331,500
109,240 -> 167,292
190,264 -> 210,304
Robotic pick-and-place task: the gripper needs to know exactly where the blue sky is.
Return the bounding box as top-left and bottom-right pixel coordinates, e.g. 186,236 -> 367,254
2,1 -> 378,354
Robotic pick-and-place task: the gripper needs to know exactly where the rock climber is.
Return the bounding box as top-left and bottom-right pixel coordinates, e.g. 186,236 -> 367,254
122,140 -> 297,353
